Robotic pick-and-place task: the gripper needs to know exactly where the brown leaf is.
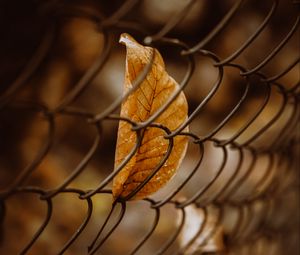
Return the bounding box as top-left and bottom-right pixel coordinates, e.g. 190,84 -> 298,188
112,33 -> 188,200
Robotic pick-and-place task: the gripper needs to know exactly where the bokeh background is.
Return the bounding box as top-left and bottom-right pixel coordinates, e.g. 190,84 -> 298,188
0,0 -> 299,254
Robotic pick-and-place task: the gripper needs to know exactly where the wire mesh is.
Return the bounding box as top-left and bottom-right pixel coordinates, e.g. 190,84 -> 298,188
0,0 -> 299,254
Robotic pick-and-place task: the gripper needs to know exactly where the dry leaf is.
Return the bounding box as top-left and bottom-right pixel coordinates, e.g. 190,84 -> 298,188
112,33 -> 188,200
178,204 -> 225,254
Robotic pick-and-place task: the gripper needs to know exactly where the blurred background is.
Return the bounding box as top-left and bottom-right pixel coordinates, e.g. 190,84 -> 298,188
0,0 -> 299,254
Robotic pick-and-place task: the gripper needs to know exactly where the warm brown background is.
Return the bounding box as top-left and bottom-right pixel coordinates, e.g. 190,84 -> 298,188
0,0 -> 299,254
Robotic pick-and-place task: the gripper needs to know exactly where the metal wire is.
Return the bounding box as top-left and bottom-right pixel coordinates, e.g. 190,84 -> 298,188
0,0 -> 299,254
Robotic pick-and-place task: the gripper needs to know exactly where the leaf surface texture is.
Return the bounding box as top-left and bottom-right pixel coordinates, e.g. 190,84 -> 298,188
113,33 -> 188,200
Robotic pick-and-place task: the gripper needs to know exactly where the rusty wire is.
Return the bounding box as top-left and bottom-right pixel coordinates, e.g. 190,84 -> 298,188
0,0 -> 299,254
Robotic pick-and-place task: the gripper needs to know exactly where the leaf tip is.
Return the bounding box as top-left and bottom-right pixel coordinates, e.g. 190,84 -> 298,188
119,33 -> 139,47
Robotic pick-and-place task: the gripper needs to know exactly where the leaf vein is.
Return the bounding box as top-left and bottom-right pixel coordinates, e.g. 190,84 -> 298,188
135,152 -> 165,163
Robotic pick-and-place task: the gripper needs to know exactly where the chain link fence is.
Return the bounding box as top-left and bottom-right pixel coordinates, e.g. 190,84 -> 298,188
0,0 -> 299,254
